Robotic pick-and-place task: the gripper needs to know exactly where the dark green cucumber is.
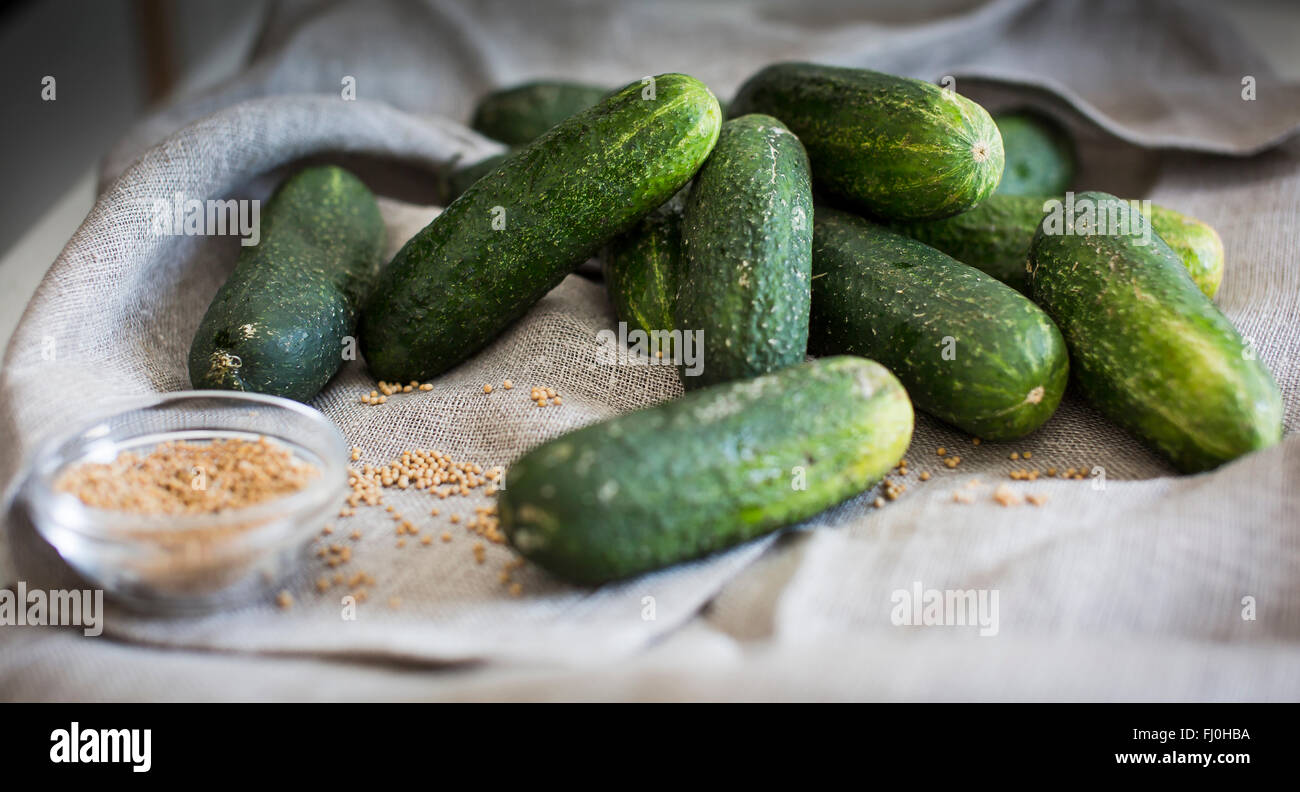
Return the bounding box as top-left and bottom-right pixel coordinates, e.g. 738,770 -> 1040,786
891,193 -> 1225,297
676,114 -> 813,389
470,81 -> 609,145
361,73 -> 722,382
993,110 -> 1076,196
499,356 -> 913,584
601,190 -> 685,358
188,165 -> 384,401
1028,191 -> 1281,473
729,63 -> 1003,221
443,151 -> 512,203
810,208 -> 1067,440
888,192 -> 1042,292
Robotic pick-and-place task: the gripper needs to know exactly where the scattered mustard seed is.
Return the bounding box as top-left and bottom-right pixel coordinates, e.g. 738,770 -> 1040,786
993,485 -> 1022,507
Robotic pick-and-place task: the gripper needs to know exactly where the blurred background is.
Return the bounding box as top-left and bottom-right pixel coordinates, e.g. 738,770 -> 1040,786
1,0 -> 1299,350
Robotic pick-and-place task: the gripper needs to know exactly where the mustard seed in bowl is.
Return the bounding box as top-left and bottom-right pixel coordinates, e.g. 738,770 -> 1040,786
21,391 -> 348,613
54,437 -> 319,514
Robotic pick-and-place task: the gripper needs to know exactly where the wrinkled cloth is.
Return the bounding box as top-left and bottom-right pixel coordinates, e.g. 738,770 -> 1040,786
2,0 -> 1299,701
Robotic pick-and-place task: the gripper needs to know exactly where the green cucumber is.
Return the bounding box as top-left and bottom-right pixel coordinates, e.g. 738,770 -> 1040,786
810,208 -> 1067,440
470,80 -> 609,145
499,356 -> 913,584
188,165 -> 384,401
890,193 -> 1225,298
676,114 -> 813,389
361,73 -> 722,382
601,191 -> 685,358
1148,204 -> 1225,299
993,110 -> 1076,196
1028,191 -> 1281,473
729,63 -> 1003,221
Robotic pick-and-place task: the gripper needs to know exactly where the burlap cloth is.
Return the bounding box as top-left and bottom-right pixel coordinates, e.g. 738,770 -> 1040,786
2,0 -> 1298,700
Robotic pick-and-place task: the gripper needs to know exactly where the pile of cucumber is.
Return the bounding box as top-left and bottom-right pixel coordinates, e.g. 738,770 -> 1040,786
187,64 -> 1283,585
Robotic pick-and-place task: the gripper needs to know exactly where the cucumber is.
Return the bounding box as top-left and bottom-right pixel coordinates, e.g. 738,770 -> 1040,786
361,73 -> 722,382
1148,204 -> 1225,299
887,192 -> 1041,292
188,165 -> 384,402
601,191 -> 685,358
728,63 -> 1003,221
1028,192 -> 1281,472
470,81 -> 609,145
676,114 -> 813,389
499,356 -> 913,584
810,208 -> 1067,440
443,151 -> 512,203
993,110 -> 1076,196
890,193 -> 1224,298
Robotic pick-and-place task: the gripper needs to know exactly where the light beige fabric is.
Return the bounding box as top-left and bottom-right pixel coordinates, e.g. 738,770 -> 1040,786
2,0 -> 1298,700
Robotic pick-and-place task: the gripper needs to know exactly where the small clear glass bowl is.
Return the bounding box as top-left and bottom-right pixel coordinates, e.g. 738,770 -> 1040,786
21,391 -> 348,613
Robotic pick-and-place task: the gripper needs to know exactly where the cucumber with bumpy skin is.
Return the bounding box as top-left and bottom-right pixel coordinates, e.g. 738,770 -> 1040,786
1147,204 -> 1224,299
1028,191 -> 1281,473
188,165 -> 384,402
729,63 -> 1003,221
499,356 -> 914,584
676,114 -> 813,389
890,193 -> 1225,298
361,73 -> 722,382
811,207 -> 1068,440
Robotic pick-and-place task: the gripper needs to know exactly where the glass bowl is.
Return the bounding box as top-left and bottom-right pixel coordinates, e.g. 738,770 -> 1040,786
20,390 -> 348,613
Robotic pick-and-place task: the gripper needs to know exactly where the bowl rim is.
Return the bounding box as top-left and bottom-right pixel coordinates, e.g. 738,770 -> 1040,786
22,389 -> 348,542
